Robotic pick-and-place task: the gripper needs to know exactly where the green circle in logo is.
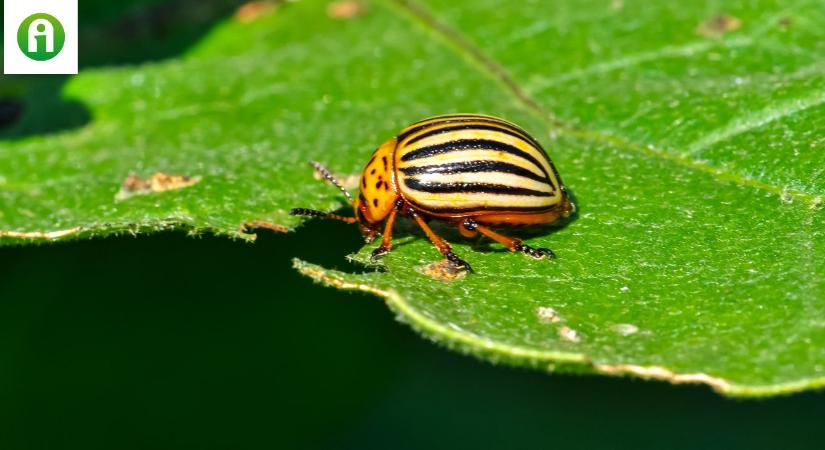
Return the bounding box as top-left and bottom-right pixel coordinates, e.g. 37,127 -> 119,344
17,13 -> 65,61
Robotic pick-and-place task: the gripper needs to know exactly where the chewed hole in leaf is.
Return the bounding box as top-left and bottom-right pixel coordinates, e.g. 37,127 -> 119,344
696,15 -> 742,38
417,258 -> 469,282
115,172 -> 202,201
327,1 -> 367,19
234,1 -> 278,23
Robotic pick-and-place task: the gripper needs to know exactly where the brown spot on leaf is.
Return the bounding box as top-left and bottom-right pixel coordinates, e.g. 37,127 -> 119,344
536,306 -> 561,323
696,15 -> 741,38
559,326 -> 581,343
418,259 -> 468,282
327,1 -> 366,19
242,220 -> 289,233
115,172 -> 201,201
234,1 -> 277,23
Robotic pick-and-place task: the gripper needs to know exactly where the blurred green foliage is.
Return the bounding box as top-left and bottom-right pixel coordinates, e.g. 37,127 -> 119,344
1,0 -> 243,138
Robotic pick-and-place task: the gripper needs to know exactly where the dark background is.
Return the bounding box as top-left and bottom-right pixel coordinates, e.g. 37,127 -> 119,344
2,1 -> 824,448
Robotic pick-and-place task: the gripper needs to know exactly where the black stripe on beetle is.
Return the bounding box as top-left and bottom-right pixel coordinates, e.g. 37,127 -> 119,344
399,160 -> 549,184
401,115 -> 543,149
403,178 -> 554,197
404,123 -> 536,147
400,138 -> 552,182
405,202 -> 556,214
397,116 -> 530,142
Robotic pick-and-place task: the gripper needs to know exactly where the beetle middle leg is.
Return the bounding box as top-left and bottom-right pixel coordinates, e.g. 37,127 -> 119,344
409,209 -> 472,272
462,219 -> 555,260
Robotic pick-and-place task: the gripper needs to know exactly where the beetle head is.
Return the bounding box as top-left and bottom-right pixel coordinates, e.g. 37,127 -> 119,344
353,137 -> 399,233
354,197 -> 381,237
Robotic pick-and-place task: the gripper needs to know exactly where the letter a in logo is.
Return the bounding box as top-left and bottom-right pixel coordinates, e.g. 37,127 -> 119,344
17,13 -> 64,61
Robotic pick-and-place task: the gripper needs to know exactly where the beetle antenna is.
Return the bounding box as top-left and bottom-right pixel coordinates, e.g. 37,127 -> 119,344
310,161 -> 354,203
289,208 -> 358,224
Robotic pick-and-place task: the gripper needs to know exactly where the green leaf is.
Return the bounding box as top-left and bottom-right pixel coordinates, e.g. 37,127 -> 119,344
2,0 -> 824,397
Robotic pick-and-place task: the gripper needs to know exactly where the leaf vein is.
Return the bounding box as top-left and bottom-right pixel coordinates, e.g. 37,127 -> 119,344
685,87 -> 825,155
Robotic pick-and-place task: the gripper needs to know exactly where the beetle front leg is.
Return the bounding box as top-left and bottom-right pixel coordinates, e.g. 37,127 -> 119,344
411,209 -> 473,272
370,200 -> 402,260
464,219 -> 555,259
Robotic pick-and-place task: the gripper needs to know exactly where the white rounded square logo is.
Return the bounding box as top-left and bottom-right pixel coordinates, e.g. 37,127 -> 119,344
4,0 -> 78,74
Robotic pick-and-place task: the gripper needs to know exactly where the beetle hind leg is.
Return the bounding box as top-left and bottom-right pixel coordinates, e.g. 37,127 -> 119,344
463,219 -> 555,260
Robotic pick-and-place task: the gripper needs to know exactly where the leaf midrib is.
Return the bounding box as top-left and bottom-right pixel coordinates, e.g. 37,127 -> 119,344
386,0 -> 823,205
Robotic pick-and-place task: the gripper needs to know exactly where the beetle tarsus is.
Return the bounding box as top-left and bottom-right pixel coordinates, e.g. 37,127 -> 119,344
371,245 -> 390,260
364,229 -> 378,243
534,247 -> 556,259
515,243 -> 555,260
446,251 -> 473,273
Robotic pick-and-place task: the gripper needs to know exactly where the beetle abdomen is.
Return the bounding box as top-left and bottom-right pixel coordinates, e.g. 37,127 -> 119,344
395,114 -> 563,214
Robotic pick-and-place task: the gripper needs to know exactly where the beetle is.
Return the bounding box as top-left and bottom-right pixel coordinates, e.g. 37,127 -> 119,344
290,113 -> 575,272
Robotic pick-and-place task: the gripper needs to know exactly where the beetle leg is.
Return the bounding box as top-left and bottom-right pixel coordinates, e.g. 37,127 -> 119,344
465,219 -> 555,260
370,204 -> 400,260
457,219 -> 479,238
410,209 -> 473,272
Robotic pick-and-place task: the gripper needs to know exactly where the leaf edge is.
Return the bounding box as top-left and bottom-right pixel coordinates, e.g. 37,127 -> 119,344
294,258 -> 825,399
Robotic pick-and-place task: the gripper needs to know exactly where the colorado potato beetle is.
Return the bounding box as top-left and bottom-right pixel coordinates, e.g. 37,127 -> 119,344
290,114 -> 575,272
